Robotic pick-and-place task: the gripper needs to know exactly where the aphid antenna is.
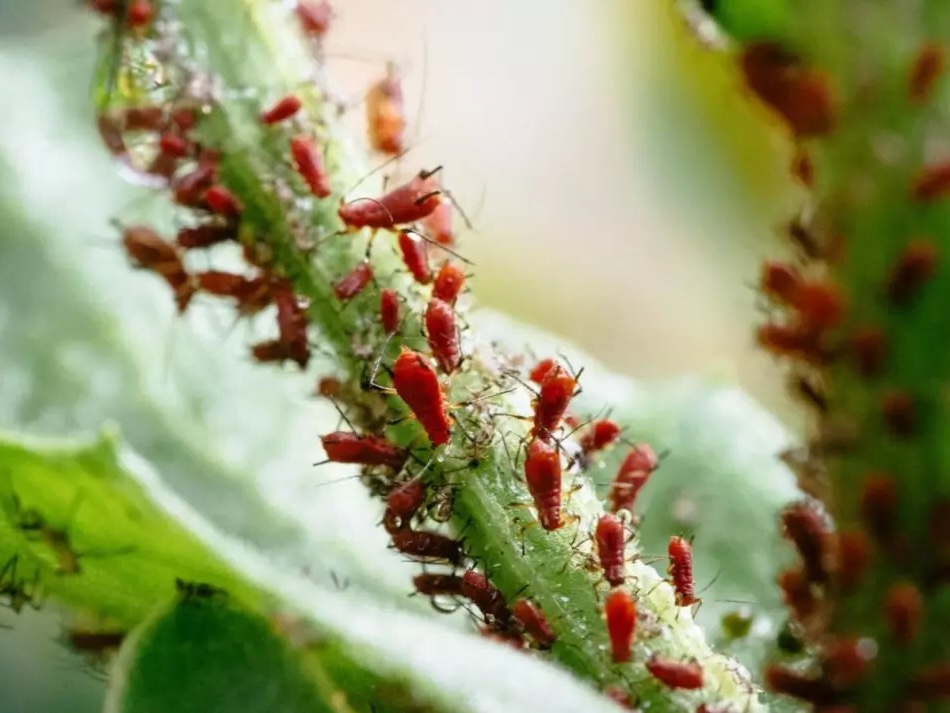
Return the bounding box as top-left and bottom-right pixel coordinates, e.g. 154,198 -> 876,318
403,227 -> 475,266
329,570 -> 350,592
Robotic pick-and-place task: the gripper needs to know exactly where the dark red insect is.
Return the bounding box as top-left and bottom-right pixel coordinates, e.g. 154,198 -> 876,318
197,271 -> 273,317
760,261 -> 802,305
398,231 -> 432,284
511,598 -> 556,649
425,298 -> 461,374
250,339 -> 295,365
158,132 -> 190,158
833,530 -> 869,590
380,288 -> 400,334
794,279 -> 846,332
777,567 -> 819,623
319,432 -> 407,471
848,325 -> 888,378
881,389 -> 916,438
391,530 -> 462,565
391,347 -> 452,446
609,444 -> 659,513
859,472 -> 898,542
645,657 -> 704,690
123,105 -> 165,131
668,535 -> 698,608
295,0 -> 333,37
365,62 -> 406,156
909,42 -> 946,104
273,287 -> 310,367
383,477 -> 426,534
333,262 -> 373,301
604,588 -> 636,663
67,629 -> 125,654
461,570 -> 511,625
119,224 -> 196,313
260,94 -> 302,125
781,502 -> 829,583
756,322 -> 825,364
887,238 -> 939,306
823,636 -> 876,689
432,261 -> 465,305
523,438 -> 565,531
316,376 -> 342,399
595,514 -> 627,587
338,168 -> 443,231
790,147 -> 814,188
528,358 -> 557,385
412,572 -> 464,597
579,419 -> 622,456
176,223 -> 237,250
290,135 -> 332,198
532,362 -> 577,441
173,163 -> 217,208
912,162 -> 950,201
126,0 -> 154,28
764,665 -> 839,705
422,201 -> 454,246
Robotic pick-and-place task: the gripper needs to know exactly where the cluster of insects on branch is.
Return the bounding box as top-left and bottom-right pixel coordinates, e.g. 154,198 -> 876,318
78,2 -> 767,709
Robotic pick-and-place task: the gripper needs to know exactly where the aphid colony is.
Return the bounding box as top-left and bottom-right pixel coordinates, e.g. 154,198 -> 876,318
86,2 -> 727,705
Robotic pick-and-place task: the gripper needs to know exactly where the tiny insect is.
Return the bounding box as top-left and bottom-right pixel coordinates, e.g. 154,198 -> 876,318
911,161 -> 950,201
793,279 -> 846,332
382,477 -> 426,534
528,358 -> 557,385
315,376 -> 342,399
118,224 -> 197,313
832,530 -> 869,590
886,238 -> 939,306
531,362 -> 578,441
760,261 -> 802,305
398,231 -> 432,284
595,514 -> 627,587
365,62 -> 406,156
604,588 -> 636,663
176,578 -> 227,599
859,472 -> 898,542
273,286 -> 311,367
126,0 -> 154,28
667,535 -> 699,609
158,131 -> 190,159
197,271 -> 274,317
424,298 -> 462,374
822,636 -> 876,689
764,665 -> 838,705
173,162 -> 218,208
579,419 -> 622,457
511,598 -> 556,649
338,167 -> 444,231
909,42 -> 946,104
380,288 -> 401,334
391,529 -> 463,565
432,261 -> 465,305
295,0 -> 333,38
251,339 -> 298,366
290,135 -> 332,198
319,432 -> 408,471
848,325 -> 887,378
776,566 -> 819,623
523,438 -> 567,531
645,656 -> 704,690
413,572 -> 464,598
260,94 -> 302,125
881,389 -> 916,438
391,347 -> 452,446
609,444 -> 659,514
422,201 -> 454,247
781,502 -> 829,583
176,222 -> 237,250
461,570 -> 511,625
756,322 -> 825,364
333,262 -> 374,301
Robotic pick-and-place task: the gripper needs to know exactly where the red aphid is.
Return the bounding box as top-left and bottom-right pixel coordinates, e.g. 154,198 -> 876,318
887,238 -> 939,306
511,599 -> 556,649
604,687 -> 634,709
760,261 -> 802,305
338,168 -> 443,231
532,362 -> 577,440
170,105 -> 198,132
764,665 -> 838,705
777,567 -> 819,622
333,262 -> 373,301
422,200 -> 454,246
365,62 -> 406,156
260,94 -> 302,125
668,535 -> 698,608
176,223 -> 237,250
380,288 -> 400,334
884,582 -> 922,647
123,105 -> 165,132
833,530 -> 869,590
205,184 -> 242,217
579,419 -> 622,455
173,163 -> 217,208
425,298 -> 462,374
391,529 -> 462,565
383,477 -> 426,534
604,588 -> 636,663
290,135 -> 332,198
756,322 -> 826,364
413,572 -> 464,597
909,42 -> 946,104
295,0 -> 333,37
860,472 -> 898,541
316,376 -> 341,399
794,280 -> 846,331
121,224 -> 180,269
274,287 -> 311,368
912,162 -> 950,201
391,347 -> 452,446
645,657 -> 704,690
320,432 -> 407,471
523,438 -> 565,531
432,262 -> 465,305
781,501 -> 829,583
461,570 -> 511,625
596,514 -> 627,587
609,444 -> 659,514
158,132 -> 190,158
528,358 -> 557,385
126,0 -> 154,28
398,231 -> 432,284
251,339 -> 296,365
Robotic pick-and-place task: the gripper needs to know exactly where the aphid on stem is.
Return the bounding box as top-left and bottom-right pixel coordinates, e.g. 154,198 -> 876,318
317,432 -> 408,472
511,598 -> 556,649
909,42 -> 946,104
333,261 -> 374,302
668,535 -> 699,610
603,588 -> 636,663
382,476 -> 426,534
645,656 -> 704,690
290,135 -> 332,199
523,438 -> 571,532
365,61 -> 406,157
432,261 -> 466,305
390,529 -> 463,565
389,347 -> 452,446
398,230 -> 432,284
379,288 -> 401,334
260,94 -> 303,125
338,166 -> 444,231
595,513 -> 628,587
609,444 -> 661,514
424,298 -> 462,375
461,570 -> 511,626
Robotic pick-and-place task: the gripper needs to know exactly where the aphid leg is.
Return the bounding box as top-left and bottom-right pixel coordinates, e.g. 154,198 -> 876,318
404,227 -> 475,266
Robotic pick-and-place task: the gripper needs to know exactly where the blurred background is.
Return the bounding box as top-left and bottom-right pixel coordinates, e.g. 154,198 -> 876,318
0,1 -> 804,710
